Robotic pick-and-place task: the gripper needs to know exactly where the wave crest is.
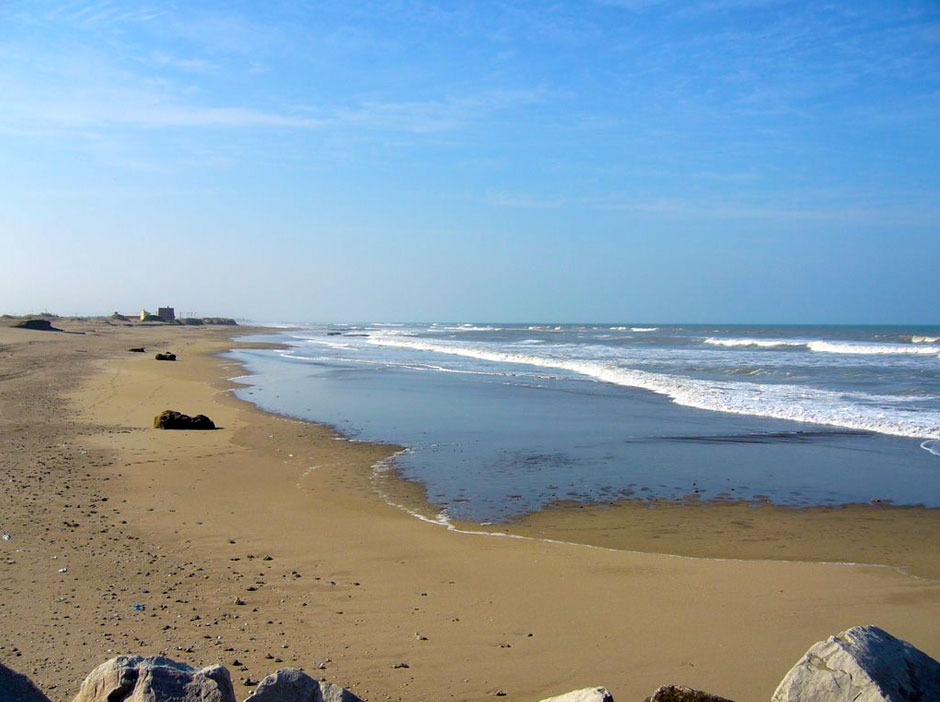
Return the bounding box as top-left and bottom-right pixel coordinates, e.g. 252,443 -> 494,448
705,338 -> 805,349
368,334 -> 940,440
808,341 -> 940,356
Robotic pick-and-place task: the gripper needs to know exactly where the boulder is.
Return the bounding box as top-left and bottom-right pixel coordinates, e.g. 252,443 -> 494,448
12,319 -> 60,332
153,410 -> 216,430
72,656 -> 235,702
0,660 -> 53,702
155,352 -> 177,361
539,688 -> 613,702
321,681 -> 365,702
243,668 -> 321,702
772,625 -> 940,702
644,686 -> 733,702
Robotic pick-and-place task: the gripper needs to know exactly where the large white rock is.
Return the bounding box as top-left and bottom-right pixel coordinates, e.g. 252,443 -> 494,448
538,687 -> 613,702
72,656 -> 235,702
772,625 -> 940,702
243,668 -> 321,702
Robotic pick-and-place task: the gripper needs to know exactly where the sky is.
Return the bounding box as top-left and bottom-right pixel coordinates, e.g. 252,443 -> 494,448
1,0 -> 938,323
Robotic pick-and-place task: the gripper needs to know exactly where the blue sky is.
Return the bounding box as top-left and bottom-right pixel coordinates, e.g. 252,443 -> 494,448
1,0 -> 938,323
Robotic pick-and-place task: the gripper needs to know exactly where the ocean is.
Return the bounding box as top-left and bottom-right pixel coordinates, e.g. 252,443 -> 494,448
226,323 -> 940,522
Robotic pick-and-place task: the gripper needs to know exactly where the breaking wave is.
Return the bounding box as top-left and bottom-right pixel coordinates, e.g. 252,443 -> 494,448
368,335 -> 940,439
808,341 -> 940,356
705,338 -> 806,349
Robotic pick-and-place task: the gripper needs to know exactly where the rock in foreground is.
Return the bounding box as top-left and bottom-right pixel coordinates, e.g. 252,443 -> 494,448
153,409 -> 216,430
155,352 -> 177,361
0,660 -> 52,702
240,668 -> 364,702
244,668 -> 320,702
1,624 -> 935,702
72,656 -> 235,702
772,625 -> 940,702
321,681 -> 365,702
644,686 -> 733,702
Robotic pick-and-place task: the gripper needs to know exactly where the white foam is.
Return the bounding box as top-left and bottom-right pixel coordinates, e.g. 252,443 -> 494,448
705,338 -> 806,349
631,327 -> 659,332
912,336 -> 940,344
301,339 -> 358,351
367,334 -> 940,439
920,439 -> 940,456
808,341 -> 940,356
279,352 -> 328,361
434,324 -> 502,332
921,440 -> 940,456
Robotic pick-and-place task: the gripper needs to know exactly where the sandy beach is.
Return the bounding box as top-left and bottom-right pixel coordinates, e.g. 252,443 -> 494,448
1,319 -> 938,702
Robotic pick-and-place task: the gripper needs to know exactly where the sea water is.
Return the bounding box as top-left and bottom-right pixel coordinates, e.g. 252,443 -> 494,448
227,324 -> 940,521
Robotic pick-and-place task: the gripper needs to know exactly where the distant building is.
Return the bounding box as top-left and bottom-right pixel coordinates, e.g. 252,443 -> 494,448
157,307 -> 176,321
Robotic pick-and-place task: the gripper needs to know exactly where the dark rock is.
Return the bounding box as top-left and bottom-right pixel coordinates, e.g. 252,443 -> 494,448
129,347 -> 146,353
644,686 -> 733,702
0,660 -> 53,702
154,410 -> 216,430
155,352 -> 177,361
12,319 -> 60,332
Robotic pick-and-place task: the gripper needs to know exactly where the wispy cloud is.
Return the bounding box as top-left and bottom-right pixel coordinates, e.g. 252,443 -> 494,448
0,73 -> 323,130
486,187 -> 940,227
1,70 -> 542,134
486,193 -> 566,209
147,52 -> 216,74
40,0 -> 164,26
329,89 -> 546,134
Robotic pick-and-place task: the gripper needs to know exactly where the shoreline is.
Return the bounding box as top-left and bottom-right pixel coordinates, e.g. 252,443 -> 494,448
228,327 -> 940,521
233,347 -> 939,581
335,435 -> 940,582
1,319 -> 939,702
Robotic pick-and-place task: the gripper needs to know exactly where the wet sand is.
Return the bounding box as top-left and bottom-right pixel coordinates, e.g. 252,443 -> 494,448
486,500 -> 940,581
1,318 -> 938,702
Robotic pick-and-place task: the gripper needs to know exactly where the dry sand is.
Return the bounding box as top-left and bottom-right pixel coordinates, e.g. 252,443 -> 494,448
0,319 -> 938,702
